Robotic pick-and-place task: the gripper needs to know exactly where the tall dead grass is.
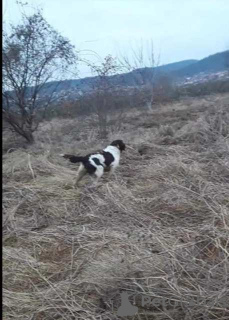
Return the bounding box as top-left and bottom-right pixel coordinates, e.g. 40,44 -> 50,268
3,93 -> 229,319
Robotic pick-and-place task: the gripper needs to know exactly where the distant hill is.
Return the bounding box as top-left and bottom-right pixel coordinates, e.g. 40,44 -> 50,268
155,59 -> 198,73
172,50 -> 229,78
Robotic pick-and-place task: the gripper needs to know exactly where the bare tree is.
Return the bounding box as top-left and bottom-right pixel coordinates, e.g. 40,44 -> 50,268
2,11 -> 77,143
118,40 -> 160,111
88,55 -> 123,138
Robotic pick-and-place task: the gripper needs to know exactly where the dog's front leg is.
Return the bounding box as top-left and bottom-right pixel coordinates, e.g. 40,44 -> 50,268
108,165 -> 116,178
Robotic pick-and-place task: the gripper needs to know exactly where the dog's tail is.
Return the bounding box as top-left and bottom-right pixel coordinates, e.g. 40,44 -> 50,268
60,154 -> 85,164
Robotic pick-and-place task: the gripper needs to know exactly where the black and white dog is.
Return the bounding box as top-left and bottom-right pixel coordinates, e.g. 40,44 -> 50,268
60,140 -> 126,186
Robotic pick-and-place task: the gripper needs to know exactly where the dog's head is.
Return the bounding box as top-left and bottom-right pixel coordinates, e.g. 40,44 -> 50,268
110,140 -> 126,152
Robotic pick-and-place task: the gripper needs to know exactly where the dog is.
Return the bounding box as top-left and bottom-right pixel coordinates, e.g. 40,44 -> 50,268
60,140 -> 126,187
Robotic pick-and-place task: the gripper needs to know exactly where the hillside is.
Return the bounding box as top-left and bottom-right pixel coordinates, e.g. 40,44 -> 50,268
136,59 -> 198,74
173,50 -> 229,78
40,59 -> 197,96
3,93 -> 229,319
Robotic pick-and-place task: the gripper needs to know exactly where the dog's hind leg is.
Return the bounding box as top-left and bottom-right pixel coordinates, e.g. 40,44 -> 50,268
92,166 -> 104,187
74,164 -> 87,187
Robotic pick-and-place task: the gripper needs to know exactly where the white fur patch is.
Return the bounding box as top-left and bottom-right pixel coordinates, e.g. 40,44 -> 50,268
103,146 -> 121,169
89,154 -> 105,168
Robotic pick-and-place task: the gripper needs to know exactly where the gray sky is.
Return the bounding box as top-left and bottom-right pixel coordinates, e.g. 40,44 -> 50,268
3,0 -> 229,77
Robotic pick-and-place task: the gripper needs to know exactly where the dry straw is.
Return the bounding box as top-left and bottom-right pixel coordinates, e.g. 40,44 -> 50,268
3,93 -> 229,319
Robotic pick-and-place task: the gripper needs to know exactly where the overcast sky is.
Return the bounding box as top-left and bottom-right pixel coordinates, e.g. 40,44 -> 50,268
3,0 -> 229,77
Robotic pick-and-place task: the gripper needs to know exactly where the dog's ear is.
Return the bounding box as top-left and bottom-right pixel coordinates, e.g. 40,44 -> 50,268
118,140 -> 126,151
111,140 -> 126,151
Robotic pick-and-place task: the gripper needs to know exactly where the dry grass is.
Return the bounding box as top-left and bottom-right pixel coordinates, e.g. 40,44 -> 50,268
3,93 -> 229,319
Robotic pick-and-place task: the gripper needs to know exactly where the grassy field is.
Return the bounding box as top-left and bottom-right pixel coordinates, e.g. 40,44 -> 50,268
3,93 -> 229,319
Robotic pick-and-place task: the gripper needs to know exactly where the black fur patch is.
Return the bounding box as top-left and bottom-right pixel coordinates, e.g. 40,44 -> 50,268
84,157 -> 105,175
62,154 -> 85,163
92,157 -> 105,167
101,151 -> 115,167
84,161 -> 97,175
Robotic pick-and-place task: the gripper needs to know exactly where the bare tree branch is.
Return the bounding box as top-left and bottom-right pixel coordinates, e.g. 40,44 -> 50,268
2,10 -> 78,143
